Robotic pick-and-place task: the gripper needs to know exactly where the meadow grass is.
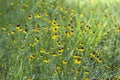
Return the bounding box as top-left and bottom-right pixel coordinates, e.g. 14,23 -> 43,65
0,0 -> 120,80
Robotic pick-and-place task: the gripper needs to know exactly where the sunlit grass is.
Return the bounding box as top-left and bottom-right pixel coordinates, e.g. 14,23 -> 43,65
0,0 -> 120,80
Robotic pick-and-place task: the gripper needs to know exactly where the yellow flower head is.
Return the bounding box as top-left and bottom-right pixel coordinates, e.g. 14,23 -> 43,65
9,45 -> 12,49
35,14 -> 41,19
96,58 -> 102,63
34,27 -> 41,32
43,59 -> 50,63
34,37 -> 39,42
118,28 -> 120,32
69,31 -> 74,36
55,24 -> 60,28
118,75 -> 120,79
91,31 -> 95,34
76,69 -> 80,73
80,13 -> 85,17
45,13 -> 48,16
29,43 -> 34,47
86,25 -> 91,30
67,25 -> 73,30
23,29 -> 28,34
58,48 -> 64,53
52,27 -> 57,32
106,65 -> 110,69
77,47 -> 85,52
83,78 -> 89,80
28,14 -> 32,19
83,65 -> 87,69
16,25 -> 22,32
11,31 -> 15,35
56,66 -> 61,71
79,43 -> 84,46
90,52 -> 96,57
62,60 -> 68,65
74,58 -> 81,64
52,34 -> 58,39
28,77 -> 32,80
51,19 -> 57,25
13,40 -> 17,43
56,41 -> 61,47
84,71 -> 89,75
2,27 -> 7,31
73,54 -> 82,59
10,2 -> 14,5
40,48 -> 45,53
20,47 -> 24,51
52,53 -> 57,57
29,54 -> 35,60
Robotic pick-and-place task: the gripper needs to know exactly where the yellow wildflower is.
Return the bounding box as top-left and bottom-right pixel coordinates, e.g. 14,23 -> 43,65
83,78 -> 89,80
23,29 -> 28,34
51,19 -> 57,25
20,47 -> 24,51
52,27 -> 57,32
96,58 -> 102,63
13,40 -> 17,43
84,71 -> 89,75
29,54 -> 35,60
34,27 -> 41,32
11,31 -> 15,35
58,48 -> 64,53
118,28 -> 120,32
35,14 -> 41,19
83,65 -> 87,69
106,65 -> 110,69
69,31 -> 74,36
28,77 -> 32,80
43,59 -> 50,63
16,25 -> 22,32
52,53 -> 57,57
2,27 -> 7,31
80,13 -> 85,17
56,41 -> 61,47
90,52 -> 96,57
73,54 -> 82,59
77,47 -> 85,52
118,75 -> 120,79
29,43 -> 34,47
62,60 -> 68,65
52,34 -> 58,39
76,69 -> 80,73
28,14 -> 32,19
56,66 -> 61,71
9,45 -> 12,49
34,37 -> 39,42
10,2 -> 14,5
74,58 -> 81,64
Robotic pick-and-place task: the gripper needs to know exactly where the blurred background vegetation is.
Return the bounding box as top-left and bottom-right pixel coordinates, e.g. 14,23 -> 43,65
0,0 -> 120,80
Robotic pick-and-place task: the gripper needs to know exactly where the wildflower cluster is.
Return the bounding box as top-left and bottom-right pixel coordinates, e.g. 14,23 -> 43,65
0,0 -> 120,80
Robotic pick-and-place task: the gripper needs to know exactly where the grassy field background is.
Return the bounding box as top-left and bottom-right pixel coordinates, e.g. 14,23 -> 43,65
0,0 -> 120,80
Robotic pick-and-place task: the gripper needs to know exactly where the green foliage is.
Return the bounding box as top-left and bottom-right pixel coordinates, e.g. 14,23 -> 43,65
0,0 -> 120,80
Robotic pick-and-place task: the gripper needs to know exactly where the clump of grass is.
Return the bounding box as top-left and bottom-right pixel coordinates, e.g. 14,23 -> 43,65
0,0 -> 120,80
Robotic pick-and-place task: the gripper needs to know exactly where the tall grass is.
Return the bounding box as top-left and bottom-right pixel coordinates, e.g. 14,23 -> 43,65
0,0 -> 120,80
